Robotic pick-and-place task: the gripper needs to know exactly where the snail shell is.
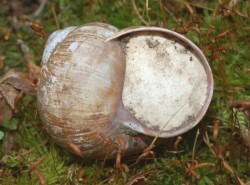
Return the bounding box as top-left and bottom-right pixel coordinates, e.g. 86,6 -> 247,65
38,23 -> 148,159
38,23 -> 213,159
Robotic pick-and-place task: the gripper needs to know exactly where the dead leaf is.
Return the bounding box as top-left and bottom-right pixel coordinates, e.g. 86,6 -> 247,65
0,69 -> 36,110
0,84 -> 19,111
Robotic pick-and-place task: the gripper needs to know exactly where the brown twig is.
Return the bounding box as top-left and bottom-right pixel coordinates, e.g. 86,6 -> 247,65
192,129 -> 200,162
51,0 -> 60,30
150,102 -> 189,149
33,0 -> 49,17
203,130 -> 245,184
174,136 -> 182,151
17,39 -> 41,82
185,162 -> 215,179
115,136 -> 129,172
34,170 -> 46,185
125,170 -> 159,185
215,30 -> 229,39
131,0 -> 150,26
145,0 -> 151,25
69,143 -> 84,158
29,156 -> 45,172
99,133 -> 129,172
99,132 -> 118,149
206,26 -> 215,39
187,26 -> 201,34
136,102 -> 189,163
213,120 -> 219,140
184,1 -> 194,15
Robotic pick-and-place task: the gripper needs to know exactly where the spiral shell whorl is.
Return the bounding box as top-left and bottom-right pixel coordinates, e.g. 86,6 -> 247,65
38,24 -> 127,158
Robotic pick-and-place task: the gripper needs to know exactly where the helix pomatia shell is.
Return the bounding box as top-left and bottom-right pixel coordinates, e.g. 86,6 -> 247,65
38,23 -> 213,159
37,23 -> 149,159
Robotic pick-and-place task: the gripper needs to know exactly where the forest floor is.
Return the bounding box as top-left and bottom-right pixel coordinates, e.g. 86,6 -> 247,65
0,0 -> 249,184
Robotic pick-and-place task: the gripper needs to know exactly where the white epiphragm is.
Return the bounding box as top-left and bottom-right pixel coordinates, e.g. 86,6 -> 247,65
122,34 -> 208,131
41,26 -> 76,66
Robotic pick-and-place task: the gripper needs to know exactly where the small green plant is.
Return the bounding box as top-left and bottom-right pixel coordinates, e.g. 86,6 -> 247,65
0,131 -> 4,140
3,118 -> 18,131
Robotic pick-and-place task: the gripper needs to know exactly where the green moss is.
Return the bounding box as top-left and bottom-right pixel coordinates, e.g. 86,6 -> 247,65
0,0 -> 249,184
